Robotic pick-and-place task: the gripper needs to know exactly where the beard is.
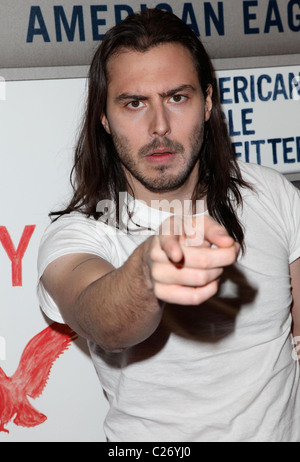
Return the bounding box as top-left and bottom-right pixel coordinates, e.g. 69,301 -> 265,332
110,122 -> 205,193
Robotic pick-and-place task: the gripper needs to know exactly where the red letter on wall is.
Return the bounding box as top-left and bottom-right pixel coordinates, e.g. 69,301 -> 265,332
0,225 -> 36,286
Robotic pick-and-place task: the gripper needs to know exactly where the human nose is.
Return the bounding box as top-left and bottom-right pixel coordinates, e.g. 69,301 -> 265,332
149,102 -> 171,137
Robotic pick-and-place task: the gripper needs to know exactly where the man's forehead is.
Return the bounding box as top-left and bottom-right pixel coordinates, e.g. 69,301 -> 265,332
106,43 -> 199,94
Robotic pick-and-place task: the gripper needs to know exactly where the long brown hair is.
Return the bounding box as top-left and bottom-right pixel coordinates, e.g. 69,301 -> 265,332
51,8 -> 251,249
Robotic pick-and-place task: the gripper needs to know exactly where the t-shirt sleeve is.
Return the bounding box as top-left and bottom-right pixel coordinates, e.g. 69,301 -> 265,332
37,213 -> 113,324
263,167 -> 300,264
239,161 -> 300,265
284,180 -> 300,264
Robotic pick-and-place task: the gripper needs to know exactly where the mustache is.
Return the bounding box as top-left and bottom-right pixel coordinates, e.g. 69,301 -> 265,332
138,138 -> 184,157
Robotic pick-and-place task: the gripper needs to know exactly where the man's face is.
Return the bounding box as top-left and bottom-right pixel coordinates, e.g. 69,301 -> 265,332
102,43 -> 212,199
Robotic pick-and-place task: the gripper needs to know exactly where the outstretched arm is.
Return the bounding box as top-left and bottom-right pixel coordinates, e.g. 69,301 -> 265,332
41,215 -> 239,353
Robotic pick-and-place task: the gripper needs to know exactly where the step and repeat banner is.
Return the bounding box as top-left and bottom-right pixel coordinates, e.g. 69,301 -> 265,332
1,0 -> 300,79
0,0 -> 299,442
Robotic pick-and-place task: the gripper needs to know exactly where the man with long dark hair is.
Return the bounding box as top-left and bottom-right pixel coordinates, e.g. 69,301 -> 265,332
38,9 -> 300,441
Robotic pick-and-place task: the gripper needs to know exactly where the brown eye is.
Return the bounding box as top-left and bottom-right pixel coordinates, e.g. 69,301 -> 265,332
127,100 -> 143,109
170,95 -> 185,103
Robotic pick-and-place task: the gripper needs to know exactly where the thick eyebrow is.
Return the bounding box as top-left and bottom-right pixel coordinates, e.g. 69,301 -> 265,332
114,93 -> 148,104
160,84 -> 196,99
114,84 -> 196,104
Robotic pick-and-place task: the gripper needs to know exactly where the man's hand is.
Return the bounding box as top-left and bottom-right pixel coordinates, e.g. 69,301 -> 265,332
147,215 -> 240,305
41,215 -> 239,351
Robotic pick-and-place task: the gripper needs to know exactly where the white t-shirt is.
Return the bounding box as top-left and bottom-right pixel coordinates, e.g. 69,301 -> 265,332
37,161 -> 300,442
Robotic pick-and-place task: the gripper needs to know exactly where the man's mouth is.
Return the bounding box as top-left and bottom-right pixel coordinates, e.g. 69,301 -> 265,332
146,149 -> 175,163
148,149 -> 174,156
139,138 -> 184,165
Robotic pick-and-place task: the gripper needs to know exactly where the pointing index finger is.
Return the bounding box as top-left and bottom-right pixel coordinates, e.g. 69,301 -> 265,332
159,234 -> 184,265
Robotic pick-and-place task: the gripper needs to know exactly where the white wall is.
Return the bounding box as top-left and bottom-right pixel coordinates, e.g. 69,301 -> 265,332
0,78 -> 108,442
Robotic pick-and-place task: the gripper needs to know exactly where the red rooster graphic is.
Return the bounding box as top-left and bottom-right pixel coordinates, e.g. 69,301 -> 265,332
0,322 -> 77,433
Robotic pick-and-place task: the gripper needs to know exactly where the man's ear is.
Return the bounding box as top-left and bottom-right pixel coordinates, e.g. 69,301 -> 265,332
204,84 -> 213,122
101,113 -> 111,134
